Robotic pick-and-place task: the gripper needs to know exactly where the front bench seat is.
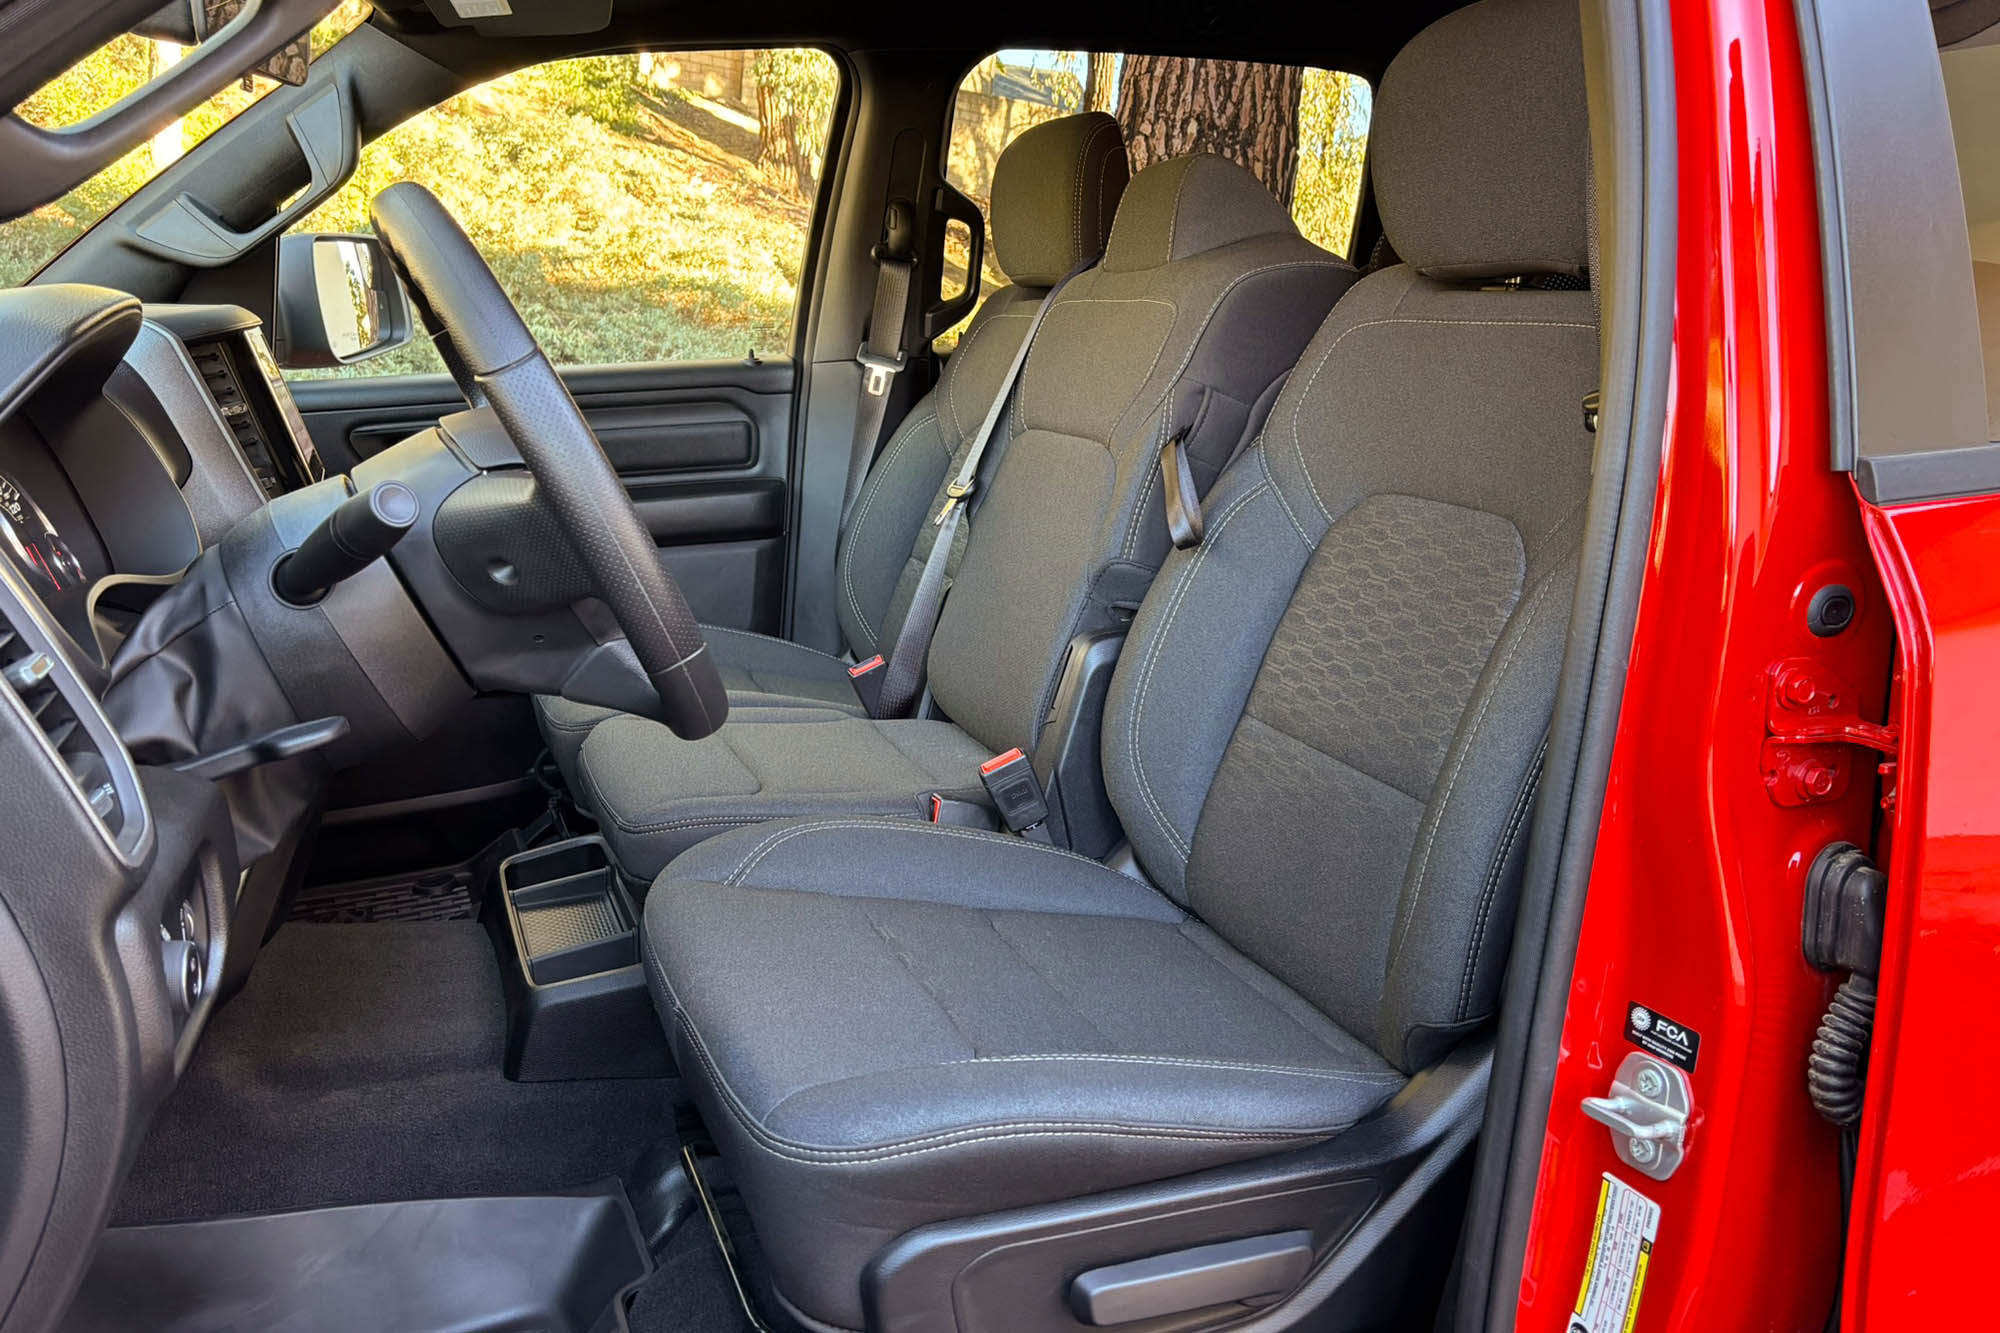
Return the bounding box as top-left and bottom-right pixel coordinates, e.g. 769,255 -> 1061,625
578,154 -> 1355,883
535,111 -> 1132,782
644,1 -> 1595,1326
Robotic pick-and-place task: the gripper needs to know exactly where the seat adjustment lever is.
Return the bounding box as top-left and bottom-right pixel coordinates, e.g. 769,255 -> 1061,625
1069,1230 -> 1315,1325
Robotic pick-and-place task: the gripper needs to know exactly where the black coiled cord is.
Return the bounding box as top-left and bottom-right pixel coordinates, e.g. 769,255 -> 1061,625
1809,974 -> 1876,1127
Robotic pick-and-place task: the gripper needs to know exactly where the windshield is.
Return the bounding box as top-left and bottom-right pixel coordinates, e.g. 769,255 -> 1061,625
0,2 -> 372,288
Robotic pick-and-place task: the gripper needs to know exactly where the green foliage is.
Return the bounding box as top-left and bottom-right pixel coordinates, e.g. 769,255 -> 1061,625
752,48 -> 839,194
1292,69 -> 1373,258
293,52 -> 827,377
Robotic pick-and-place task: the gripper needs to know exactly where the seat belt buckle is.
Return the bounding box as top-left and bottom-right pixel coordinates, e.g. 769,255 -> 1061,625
925,792 -> 999,830
847,654 -> 886,712
856,342 -> 907,397
979,748 -> 1049,836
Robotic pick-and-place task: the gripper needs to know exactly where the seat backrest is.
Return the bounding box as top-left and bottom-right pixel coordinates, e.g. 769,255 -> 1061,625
1102,0 -> 1596,1073
926,154 -> 1359,752
834,113 -> 1129,661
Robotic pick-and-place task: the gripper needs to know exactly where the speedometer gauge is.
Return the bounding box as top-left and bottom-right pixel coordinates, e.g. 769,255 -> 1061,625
0,473 -> 84,591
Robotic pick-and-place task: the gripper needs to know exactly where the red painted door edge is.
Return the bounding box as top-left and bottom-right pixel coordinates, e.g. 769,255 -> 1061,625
1844,494 -> 2000,1330
1512,0 -> 1891,1327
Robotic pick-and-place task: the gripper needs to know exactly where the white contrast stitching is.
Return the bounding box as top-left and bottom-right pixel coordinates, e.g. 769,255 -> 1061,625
1124,481 -> 1272,864
1387,550 -> 1577,981
840,410 -> 937,640
722,816 -> 1110,885
947,1054 -> 1405,1083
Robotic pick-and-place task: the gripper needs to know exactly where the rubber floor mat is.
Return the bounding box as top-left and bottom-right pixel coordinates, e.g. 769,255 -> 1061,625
289,866 -> 476,923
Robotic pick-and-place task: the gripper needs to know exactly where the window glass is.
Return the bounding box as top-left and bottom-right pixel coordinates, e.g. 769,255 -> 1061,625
1940,38 -> 2000,440
942,50 -> 1371,348
291,47 -> 840,377
0,2 -> 372,288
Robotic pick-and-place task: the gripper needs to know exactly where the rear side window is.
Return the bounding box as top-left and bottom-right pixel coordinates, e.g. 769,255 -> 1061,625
941,51 -> 1371,346
290,47 -> 841,378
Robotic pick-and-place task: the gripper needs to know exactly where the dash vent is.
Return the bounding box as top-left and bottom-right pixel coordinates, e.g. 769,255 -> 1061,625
188,339 -> 283,498
0,611 -> 128,844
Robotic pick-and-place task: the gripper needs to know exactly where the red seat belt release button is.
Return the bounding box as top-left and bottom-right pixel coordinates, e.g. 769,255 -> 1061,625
848,654 -> 886,713
979,748 -> 1048,835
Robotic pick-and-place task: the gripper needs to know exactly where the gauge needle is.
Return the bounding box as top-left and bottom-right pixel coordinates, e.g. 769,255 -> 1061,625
26,543 -> 61,591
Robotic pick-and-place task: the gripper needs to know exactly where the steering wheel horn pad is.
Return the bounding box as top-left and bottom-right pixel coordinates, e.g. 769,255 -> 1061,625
369,182 -> 728,740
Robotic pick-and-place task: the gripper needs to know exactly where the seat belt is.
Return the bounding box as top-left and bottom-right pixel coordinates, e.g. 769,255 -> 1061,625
861,256 -> 1098,719
842,200 -> 919,528
1158,427 -> 1203,549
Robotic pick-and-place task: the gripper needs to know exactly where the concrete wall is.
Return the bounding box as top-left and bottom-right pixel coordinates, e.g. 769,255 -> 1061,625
638,49 -> 754,107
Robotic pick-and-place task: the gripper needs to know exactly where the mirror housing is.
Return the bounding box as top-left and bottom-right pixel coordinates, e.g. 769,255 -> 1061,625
273,232 -> 414,369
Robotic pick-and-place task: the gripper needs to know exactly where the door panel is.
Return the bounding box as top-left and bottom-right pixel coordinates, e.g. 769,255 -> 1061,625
289,358 -> 797,635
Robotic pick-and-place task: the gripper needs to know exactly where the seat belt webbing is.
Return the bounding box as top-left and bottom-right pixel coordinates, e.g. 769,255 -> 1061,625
841,202 -> 919,528
867,257 -> 1097,719
1158,428 -> 1203,550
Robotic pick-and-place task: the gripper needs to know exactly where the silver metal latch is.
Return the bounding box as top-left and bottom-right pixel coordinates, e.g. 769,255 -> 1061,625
856,342 -> 907,397
1580,1051 -> 1692,1181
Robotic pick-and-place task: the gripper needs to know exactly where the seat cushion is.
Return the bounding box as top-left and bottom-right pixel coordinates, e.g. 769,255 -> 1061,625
577,713 -> 995,883
645,818 -> 1406,1330
700,626 -> 870,711
534,625 -> 865,789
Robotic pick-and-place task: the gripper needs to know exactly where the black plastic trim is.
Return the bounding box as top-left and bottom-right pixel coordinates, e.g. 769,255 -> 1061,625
62,1189 -> 650,1333
1854,440 -> 2000,505
1794,0 -> 1995,497
490,835 -> 670,1081
865,1041 -> 1491,1333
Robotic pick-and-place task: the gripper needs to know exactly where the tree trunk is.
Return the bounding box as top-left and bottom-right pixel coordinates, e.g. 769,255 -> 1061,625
1084,53 -> 1119,114
1116,58 -> 1304,206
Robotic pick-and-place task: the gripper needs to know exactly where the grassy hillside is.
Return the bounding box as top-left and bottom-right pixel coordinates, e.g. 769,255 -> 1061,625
294,56 -> 820,376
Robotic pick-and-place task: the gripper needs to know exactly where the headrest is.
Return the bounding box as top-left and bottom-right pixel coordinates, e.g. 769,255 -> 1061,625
1101,153 -> 1301,273
1371,0 -> 1590,280
991,112 -> 1131,287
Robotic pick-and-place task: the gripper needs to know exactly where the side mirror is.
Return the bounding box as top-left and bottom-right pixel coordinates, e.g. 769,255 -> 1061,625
273,233 -> 415,369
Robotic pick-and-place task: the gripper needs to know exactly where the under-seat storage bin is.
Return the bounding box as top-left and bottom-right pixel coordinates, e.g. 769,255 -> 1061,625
494,836 -> 667,1080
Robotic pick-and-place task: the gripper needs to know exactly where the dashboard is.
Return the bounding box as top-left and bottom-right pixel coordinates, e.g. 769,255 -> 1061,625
0,299 -> 319,669
0,284 -> 326,1333
0,421 -> 105,648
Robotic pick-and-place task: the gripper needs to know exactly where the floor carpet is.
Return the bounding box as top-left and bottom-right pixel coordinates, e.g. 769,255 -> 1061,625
114,921 -> 678,1224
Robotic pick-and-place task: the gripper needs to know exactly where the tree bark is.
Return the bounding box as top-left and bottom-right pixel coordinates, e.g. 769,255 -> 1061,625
1115,58 -> 1304,206
1084,53 -> 1119,114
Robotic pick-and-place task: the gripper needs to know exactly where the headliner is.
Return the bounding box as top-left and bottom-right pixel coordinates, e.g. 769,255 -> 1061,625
366,0 -> 1467,83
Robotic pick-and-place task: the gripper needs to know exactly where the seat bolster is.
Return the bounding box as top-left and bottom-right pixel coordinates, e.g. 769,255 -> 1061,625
535,626 -> 862,793
662,816 -> 1184,919
1102,465 -> 1315,900
532,693 -> 621,785
701,625 -> 867,711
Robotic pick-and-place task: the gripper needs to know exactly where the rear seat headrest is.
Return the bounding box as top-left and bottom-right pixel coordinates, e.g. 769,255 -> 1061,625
1371,0 -> 1590,281
991,112 -> 1131,287
1101,153 -> 1302,273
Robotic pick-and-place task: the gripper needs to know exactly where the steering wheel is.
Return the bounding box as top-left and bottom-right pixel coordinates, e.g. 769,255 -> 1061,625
367,183 -> 728,741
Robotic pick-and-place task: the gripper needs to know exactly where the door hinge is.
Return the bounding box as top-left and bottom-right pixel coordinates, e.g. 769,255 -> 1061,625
1761,659 -> 1898,808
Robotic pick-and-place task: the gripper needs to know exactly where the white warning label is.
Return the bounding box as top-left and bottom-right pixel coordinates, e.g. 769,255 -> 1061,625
449,0 -> 511,16
1571,1172 -> 1659,1333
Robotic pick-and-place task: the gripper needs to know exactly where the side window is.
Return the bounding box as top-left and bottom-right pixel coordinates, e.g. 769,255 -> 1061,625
1940,37 -> 2000,441
291,47 -> 840,378
940,51 -> 1371,349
